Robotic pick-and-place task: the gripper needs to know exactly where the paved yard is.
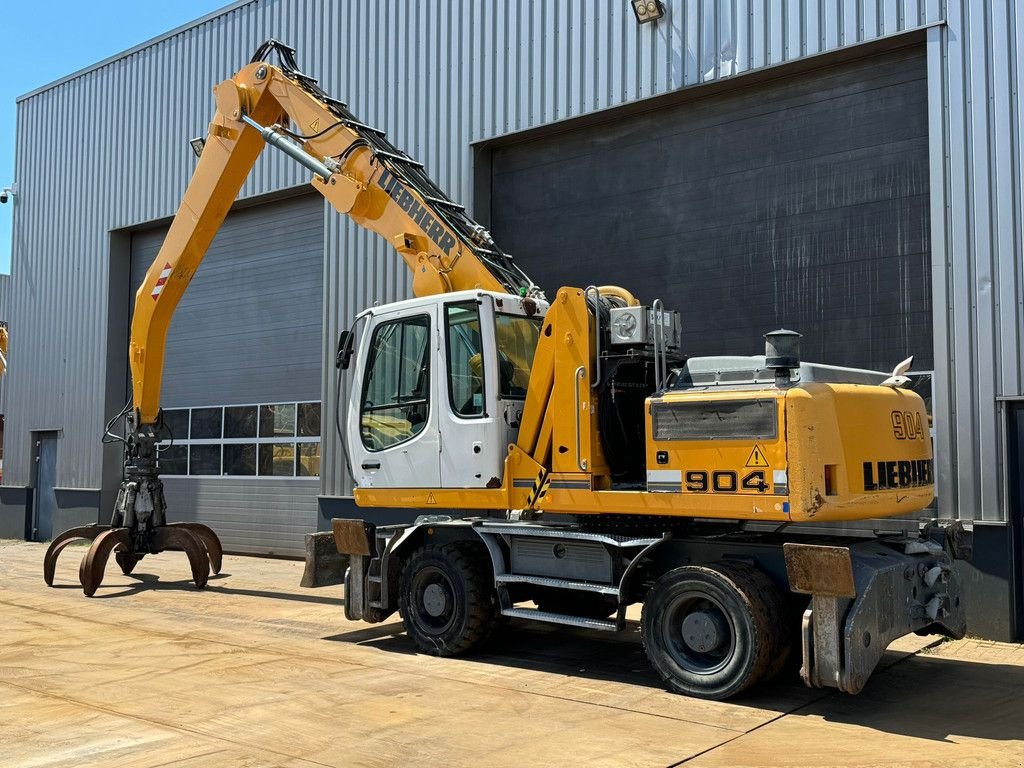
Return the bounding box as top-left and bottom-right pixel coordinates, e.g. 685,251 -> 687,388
0,539 -> 1021,767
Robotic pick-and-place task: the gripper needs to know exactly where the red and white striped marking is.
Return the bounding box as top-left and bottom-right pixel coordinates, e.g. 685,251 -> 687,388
151,263 -> 172,300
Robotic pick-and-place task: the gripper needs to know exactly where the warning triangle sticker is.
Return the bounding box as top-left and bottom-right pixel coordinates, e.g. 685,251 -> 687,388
745,445 -> 769,468
426,493 -> 437,505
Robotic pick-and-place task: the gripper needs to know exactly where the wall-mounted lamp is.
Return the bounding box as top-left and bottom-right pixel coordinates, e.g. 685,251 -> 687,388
631,0 -> 666,24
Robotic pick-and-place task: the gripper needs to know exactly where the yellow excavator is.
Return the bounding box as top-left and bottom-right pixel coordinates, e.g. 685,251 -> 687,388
45,41 -> 967,699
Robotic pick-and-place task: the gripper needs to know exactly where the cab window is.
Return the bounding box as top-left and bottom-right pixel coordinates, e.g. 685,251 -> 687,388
360,315 -> 431,451
445,302 -> 485,417
495,313 -> 542,399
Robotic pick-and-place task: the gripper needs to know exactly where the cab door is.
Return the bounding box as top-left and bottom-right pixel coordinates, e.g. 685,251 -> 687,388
438,296 -> 542,488
347,305 -> 441,489
439,299 -> 503,487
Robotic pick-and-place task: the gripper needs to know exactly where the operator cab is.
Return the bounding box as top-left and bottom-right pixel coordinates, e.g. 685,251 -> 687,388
345,290 -> 546,490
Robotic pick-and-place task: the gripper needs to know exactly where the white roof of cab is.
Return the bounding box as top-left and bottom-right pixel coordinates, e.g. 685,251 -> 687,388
355,290 -> 549,320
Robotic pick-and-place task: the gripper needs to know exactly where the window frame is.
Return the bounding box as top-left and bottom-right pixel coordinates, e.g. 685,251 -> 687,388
444,300 -> 488,420
155,400 -> 322,478
359,312 -> 433,452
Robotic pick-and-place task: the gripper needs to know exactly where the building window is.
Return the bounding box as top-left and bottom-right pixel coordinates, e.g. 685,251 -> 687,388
156,400 -> 321,477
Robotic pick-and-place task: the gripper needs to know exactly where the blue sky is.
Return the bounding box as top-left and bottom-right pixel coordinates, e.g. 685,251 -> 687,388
0,0 -> 231,274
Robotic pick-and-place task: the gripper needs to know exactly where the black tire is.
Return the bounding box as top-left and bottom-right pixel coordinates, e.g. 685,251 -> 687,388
398,541 -> 497,656
641,562 -> 781,700
763,592 -> 803,683
535,590 -> 616,620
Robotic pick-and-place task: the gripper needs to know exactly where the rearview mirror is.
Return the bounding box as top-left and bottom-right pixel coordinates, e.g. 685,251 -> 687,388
336,329 -> 355,370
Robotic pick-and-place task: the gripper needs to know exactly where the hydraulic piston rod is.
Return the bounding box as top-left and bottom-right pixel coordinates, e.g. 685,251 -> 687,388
240,113 -> 336,180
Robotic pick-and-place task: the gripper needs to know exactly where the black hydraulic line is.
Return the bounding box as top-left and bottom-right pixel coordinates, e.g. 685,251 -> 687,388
250,39 -> 539,298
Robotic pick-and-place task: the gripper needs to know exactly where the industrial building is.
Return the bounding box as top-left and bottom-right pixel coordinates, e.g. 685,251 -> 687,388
0,1 -> 1019,639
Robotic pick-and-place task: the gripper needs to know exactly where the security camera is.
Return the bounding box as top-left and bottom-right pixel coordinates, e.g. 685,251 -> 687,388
0,188 -> 10,204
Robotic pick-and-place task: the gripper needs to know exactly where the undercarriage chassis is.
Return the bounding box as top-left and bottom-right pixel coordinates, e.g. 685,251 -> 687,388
335,516 -> 969,697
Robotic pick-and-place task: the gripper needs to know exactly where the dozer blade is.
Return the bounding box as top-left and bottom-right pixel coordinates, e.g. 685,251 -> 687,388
152,526 -> 211,590
43,525 -> 110,586
167,522 -> 223,574
79,528 -> 131,597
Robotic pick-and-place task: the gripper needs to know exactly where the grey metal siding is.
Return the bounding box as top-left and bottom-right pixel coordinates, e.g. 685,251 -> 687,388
128,193 -> 324,406
2,0 -> 1016,529
162,476 -> 316,557
0,273 -> 9,413
928,4 -> 1024,523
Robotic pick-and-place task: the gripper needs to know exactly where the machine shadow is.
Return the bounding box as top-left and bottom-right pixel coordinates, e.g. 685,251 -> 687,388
806,652 -> 1024,743
325,617 -> 816,711
71,571 -> 347,606
326,619 -> 1024,742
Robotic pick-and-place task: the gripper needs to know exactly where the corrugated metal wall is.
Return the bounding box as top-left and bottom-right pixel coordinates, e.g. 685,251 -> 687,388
5,0 -> 1020,524
926,4 -> 1024,523
128,194 -> 324,407
0,274 -> 8,412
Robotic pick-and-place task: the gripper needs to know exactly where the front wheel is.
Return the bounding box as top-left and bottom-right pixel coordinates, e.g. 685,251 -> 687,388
398,541 -> 497,656
641,562 -> 782,700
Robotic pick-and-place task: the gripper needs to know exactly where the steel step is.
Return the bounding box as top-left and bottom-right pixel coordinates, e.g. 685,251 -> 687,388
475,521 -> 658,548
501,607 -> 619,632
496,573 -> 618,596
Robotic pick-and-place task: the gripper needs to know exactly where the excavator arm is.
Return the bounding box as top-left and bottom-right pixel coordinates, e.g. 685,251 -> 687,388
132,39 -> 537,427
46,40 -> 539,595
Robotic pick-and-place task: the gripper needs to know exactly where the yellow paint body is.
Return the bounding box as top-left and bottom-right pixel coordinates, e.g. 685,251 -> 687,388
356,290 -> 935,523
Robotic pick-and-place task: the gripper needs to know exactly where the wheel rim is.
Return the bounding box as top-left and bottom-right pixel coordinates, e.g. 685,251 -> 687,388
662,590 -> 737,675
410,565 -> 457,635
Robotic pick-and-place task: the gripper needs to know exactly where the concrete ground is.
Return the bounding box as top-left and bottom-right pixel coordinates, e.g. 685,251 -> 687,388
1,540 -> 1022,768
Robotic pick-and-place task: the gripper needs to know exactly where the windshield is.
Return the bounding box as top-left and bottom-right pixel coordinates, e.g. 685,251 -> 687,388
495,313 -> 542,399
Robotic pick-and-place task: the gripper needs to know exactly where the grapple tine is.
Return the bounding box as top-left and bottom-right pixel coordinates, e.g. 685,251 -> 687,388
115,550 -> 145,576
152,527 -> 210,589
43,525 -> 110,586
168,522 -> 223,574
78,528 -> 131,597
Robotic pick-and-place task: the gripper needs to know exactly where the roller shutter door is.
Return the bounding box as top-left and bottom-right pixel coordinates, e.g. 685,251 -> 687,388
490,46 -> 931,373
129,194 -> 323,556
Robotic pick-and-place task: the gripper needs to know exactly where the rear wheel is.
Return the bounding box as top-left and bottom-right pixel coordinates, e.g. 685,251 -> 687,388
641,562 -> 782,700
399,541 -> 497,656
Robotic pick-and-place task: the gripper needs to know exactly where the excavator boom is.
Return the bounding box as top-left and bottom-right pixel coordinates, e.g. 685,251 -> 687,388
132,39 -> 537,427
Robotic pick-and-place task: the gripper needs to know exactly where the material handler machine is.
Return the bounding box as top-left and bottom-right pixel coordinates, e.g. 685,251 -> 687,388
46,41 -> 967,700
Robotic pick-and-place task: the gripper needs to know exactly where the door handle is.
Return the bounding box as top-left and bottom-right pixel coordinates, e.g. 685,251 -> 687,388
361,461 -> 381,470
